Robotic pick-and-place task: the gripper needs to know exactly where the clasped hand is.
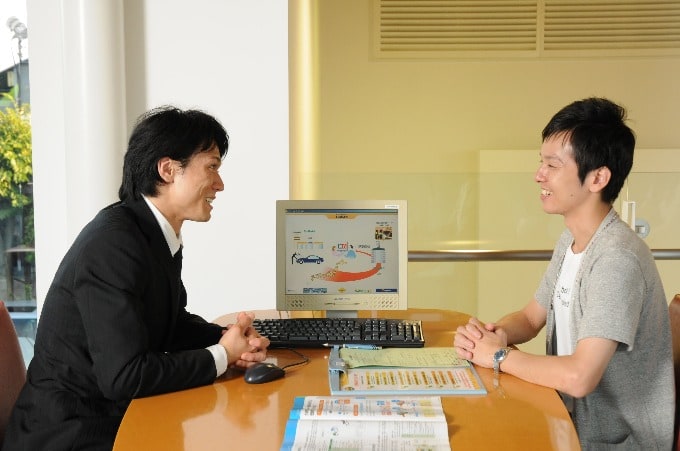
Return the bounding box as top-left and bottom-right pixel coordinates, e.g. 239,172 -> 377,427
219,312 -> 270,369
453,317 -> 507,368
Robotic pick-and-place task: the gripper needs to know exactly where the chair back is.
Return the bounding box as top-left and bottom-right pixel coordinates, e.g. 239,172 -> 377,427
669,294 -> 680,451
0,300 -> 27,447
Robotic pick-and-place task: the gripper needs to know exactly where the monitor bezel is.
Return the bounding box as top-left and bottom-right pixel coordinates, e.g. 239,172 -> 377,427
276,199 -> 408,318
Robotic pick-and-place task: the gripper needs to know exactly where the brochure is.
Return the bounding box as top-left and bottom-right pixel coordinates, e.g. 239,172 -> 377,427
280,395 -> 451,451
328,346 -> 487,396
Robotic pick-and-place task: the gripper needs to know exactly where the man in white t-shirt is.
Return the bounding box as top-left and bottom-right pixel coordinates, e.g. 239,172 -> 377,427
454,97 -> 673,450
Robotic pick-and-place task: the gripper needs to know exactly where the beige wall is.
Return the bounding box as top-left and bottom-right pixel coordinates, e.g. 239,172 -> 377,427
290,0 -> 680,353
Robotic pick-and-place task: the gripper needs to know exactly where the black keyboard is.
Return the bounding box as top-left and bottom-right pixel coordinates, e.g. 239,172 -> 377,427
252,318 -> 425,348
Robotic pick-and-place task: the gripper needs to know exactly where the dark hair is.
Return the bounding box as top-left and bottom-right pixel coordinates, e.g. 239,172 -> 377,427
118,106 -> 229,201
541,97 -> 635,204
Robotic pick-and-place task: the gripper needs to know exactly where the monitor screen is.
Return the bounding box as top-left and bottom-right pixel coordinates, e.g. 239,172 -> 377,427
276,200 -> 407,318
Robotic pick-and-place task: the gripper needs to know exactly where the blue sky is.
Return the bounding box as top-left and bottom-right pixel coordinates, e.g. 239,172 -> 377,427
1,0 -> 28,71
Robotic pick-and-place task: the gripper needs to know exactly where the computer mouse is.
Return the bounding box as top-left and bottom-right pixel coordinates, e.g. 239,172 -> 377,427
244,362 -> 286,384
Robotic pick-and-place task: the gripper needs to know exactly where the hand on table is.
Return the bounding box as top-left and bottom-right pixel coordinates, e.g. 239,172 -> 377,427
219,312 -> 271,369
454,317 -> 507,368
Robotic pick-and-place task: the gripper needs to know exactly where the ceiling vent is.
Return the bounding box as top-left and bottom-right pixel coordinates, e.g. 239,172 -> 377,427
374,0 -> 680,59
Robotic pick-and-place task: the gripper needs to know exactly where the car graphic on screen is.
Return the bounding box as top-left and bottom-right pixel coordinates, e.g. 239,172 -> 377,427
297,255 -> 324,264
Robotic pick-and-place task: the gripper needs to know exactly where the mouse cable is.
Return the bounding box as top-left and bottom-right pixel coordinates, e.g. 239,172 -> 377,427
278,348 -> 310,371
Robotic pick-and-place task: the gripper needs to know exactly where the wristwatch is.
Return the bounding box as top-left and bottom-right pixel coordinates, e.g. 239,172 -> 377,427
493,347 -> 512,377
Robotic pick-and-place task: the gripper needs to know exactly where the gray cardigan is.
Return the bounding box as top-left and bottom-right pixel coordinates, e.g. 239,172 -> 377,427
535,208 -> 673,450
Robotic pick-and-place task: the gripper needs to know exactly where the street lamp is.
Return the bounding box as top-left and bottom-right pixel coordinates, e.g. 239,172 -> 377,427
6,16 -> 28,105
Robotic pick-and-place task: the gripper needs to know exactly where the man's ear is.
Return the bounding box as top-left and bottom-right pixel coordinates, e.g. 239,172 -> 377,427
590,166 -> 611,193
158,157 -> 176,183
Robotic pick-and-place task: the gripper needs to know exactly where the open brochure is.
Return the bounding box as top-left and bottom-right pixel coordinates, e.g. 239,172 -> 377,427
328,346 -> 487,395
280,395 -> 451,451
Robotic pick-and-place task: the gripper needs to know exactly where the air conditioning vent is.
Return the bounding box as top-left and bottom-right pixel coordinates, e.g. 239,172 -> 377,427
374,0 -> 680,59
544,1 -> 680,51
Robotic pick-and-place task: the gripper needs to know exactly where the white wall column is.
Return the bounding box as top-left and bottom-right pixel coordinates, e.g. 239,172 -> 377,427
27,0 -> 126,313
29,0 -> 289,321
61,0 -> 126,225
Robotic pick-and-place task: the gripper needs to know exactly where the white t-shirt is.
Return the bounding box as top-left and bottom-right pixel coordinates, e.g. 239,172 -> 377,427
553,245 -> 583,356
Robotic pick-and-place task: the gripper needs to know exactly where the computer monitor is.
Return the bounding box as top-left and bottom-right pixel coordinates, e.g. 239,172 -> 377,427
276,199 -> 407,318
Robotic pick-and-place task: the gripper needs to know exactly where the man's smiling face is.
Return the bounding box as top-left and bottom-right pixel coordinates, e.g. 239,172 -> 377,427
535,136 -> 592,218
168,145 -> 224,225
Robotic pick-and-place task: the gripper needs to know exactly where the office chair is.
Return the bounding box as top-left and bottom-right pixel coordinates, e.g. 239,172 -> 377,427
669,294 -> 680,451
0,300 -> 27,447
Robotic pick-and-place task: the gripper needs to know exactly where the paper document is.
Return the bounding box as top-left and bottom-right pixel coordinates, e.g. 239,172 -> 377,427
339,347 -> 469,368
328,346 -> 487,395
280,396 -> 451,451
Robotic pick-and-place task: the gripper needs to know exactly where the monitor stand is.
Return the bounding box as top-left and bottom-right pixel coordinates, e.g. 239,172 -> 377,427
325,310 -> 359,319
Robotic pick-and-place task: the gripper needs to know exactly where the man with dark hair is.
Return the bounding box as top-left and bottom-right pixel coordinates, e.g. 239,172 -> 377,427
454,97 -> 673,449
3,106 -> 271,450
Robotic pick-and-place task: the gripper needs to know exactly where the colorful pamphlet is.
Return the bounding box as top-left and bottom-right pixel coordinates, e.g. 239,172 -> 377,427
281,395 -> 450,451
328,346 -> 487,395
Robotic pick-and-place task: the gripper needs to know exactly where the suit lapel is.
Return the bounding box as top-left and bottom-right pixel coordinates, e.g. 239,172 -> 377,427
124,200 -> 182,335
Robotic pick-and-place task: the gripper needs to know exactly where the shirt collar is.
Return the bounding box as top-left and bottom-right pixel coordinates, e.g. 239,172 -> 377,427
142,195 -> 183,256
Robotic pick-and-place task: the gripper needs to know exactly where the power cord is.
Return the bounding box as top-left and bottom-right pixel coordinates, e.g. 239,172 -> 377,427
278,348 -> 310,371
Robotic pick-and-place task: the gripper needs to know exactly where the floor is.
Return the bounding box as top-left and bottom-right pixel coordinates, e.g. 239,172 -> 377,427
0,244 -> 37,366
18,336 -> 34,367
4,264 -> 37,366
7,302 -> 36,367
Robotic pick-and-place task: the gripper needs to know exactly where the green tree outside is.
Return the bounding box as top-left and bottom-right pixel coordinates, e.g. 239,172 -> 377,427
0,95 -> 32,200
0,93 -> 33,299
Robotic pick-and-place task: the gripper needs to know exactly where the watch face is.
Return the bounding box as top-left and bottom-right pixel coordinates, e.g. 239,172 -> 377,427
494,348 -> 507,362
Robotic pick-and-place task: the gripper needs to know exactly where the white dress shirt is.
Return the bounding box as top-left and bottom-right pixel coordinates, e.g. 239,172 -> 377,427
142,195 -> 228,377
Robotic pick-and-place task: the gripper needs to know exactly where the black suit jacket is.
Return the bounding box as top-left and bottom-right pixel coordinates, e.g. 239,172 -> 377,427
3,200 -> 223,451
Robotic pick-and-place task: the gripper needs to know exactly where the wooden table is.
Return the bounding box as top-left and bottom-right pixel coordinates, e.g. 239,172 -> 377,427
113,309 -> 580,450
